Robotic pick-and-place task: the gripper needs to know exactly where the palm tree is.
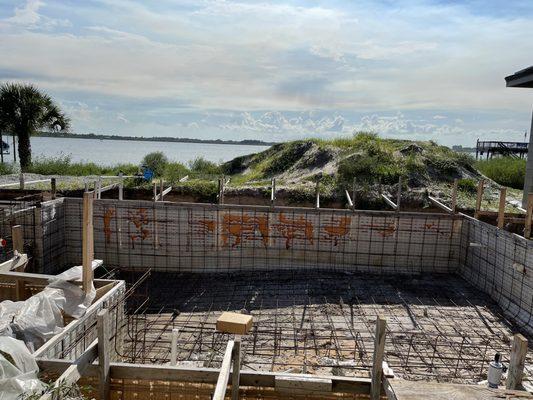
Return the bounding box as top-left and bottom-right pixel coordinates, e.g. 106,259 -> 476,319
0,83 -> 69,171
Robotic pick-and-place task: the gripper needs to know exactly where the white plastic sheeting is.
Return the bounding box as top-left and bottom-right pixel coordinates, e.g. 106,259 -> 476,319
0,260 -> 100,352
0,337 -> 45,400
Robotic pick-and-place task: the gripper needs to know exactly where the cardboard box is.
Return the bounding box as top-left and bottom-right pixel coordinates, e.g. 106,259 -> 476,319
216,312 -> 253,335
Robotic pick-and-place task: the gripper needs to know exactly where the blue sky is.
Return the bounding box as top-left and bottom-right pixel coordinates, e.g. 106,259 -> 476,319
0,0 -> 532,146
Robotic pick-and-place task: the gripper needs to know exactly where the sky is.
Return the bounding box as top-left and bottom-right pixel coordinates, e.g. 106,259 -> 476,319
0,0 -> 532,146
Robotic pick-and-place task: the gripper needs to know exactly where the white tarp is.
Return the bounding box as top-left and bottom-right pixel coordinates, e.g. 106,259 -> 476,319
0,260 -> 100,352
0,337 -> 45,400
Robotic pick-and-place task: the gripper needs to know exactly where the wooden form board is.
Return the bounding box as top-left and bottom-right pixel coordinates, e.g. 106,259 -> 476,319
389,379 -> 533,400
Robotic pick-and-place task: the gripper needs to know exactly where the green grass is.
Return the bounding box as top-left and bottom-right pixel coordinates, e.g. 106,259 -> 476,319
0,162 -> 15,175
476,157 -> 525,189
26,155 -> 137,176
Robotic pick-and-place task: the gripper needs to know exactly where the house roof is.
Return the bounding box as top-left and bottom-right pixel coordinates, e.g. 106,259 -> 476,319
505,66 -> 533,88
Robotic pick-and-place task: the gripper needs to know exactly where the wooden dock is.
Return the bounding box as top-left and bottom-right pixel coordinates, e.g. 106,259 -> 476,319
476,139 -> 528,159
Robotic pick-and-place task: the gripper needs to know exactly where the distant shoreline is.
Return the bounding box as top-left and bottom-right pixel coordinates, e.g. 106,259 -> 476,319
35,132 -> 277,147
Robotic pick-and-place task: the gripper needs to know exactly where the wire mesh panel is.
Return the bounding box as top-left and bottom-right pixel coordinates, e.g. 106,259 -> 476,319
459,217 -> 533,335
63,198 -> 462,274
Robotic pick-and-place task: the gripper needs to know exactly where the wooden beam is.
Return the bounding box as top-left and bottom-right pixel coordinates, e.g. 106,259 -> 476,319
497,187 -> 507,229
525,193 -> 533,239
370,316 -> 386,400
213,340 -> 235,400
506,333 -> 528,390
275,375 -> 332,394
232,336 -> 241,400
82,192 -> 94,294
179,175 -> 189,182
38,340 -> 98,400
37,359 -> 371,394
451,179 -> 458,213
12,224 -> 23,254
474,180 -> 485,219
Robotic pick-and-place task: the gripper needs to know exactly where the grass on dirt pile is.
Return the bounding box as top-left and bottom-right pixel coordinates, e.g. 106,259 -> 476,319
224,132 -> 476,188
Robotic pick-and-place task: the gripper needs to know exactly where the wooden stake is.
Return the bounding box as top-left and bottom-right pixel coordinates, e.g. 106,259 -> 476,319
352,178 -> 356,211
12,225 -> 23,254
118,172 -> 123,201
97,177 -> 102,199
506,334 -> 528,390
153,182 -> 157,202
82,192 -> 94,294
50,178 -> 57,199
19,172 -> 24,190
525,194 -> 533,239
451,179 -> 458,213
160,178 -> 164,201
474,180 -> 485,219
371,316 -> 386,400
497,187 -> 507,229
97,309 -> 110,400
396,177 -> 402,212
170,328 -> 179,366
232,336 -> 241,400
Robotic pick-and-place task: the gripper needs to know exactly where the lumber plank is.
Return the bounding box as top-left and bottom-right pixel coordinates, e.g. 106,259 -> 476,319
371,316 -> 386,400
97,309 -> 110,400
390,379 -> 533,400
213,340 -> 234,400
498,187 -> 507,229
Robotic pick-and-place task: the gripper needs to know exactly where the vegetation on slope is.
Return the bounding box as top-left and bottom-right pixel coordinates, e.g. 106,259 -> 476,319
223,132 -> 477,190
476,157 -> 526,189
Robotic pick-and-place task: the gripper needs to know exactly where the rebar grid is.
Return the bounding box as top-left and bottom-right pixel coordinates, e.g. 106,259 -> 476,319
119,270 -> 533,384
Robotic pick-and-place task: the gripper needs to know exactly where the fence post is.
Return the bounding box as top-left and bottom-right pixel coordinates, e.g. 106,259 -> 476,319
474,180 -> 484,219
371,316 -> 386,400
82,192 -> 94,294
50,178 -> 56,199
232,336 -> 241,400
12,225 -> 23,254
506,334 -> 528,390
97,309 -> 110,400
497,187 -> 507,229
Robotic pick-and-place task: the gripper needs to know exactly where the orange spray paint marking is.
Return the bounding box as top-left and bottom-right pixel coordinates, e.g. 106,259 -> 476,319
127,208 -> 150,246
323,215 -> 351,246
198,220 -> 216,234
221,214 -> 269,248
361,222 -> 396,238
274,212 -> 314,249
103,208 -> 116,244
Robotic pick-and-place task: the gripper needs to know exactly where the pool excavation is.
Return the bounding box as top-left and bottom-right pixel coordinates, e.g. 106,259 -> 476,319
1,189 -> 533,399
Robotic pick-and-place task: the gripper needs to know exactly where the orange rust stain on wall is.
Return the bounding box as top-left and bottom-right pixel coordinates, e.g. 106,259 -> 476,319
323,215 -> 351,246
103,208 -> 116,244
127,208 -> 150,246
274,212 -> 314,249
221,214 -> 269,248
